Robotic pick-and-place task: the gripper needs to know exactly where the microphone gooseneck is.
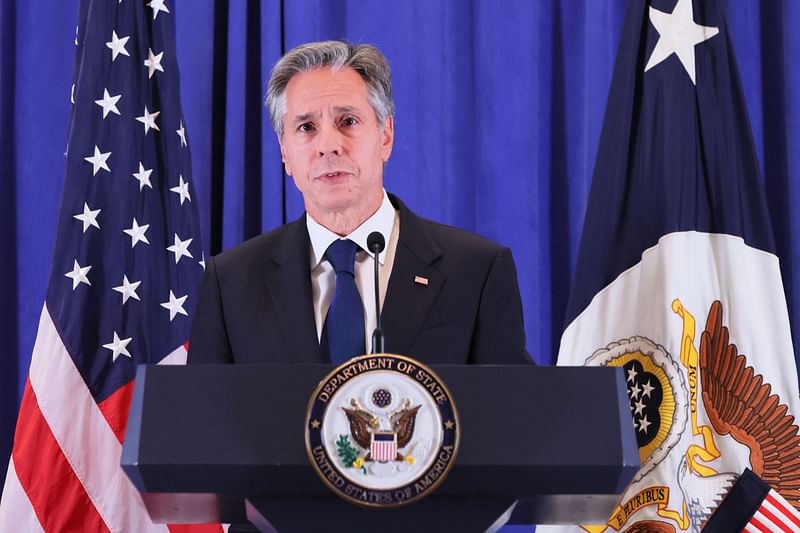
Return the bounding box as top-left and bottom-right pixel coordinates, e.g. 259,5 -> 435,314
367,231 -> 386,354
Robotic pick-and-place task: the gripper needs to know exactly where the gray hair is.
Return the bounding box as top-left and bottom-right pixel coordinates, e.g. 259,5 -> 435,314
265,41 -> 394,139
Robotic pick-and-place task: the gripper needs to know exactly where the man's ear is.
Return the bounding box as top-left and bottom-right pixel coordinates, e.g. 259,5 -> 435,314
280,142 -> 292,176
380,116 -> 394,163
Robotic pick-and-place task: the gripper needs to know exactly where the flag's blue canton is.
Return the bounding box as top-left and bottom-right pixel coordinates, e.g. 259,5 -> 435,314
564,0 -> 776,326
46,0 -> 203,403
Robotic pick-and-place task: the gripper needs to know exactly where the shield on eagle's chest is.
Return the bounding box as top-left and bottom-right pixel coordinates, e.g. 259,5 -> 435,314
371,431 -> 397,462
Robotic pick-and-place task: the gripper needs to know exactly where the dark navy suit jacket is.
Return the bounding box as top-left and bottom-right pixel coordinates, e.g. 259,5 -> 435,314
188,194 -> 531,365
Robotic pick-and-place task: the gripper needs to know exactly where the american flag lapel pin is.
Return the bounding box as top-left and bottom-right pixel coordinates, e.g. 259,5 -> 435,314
414,275 -> 429,286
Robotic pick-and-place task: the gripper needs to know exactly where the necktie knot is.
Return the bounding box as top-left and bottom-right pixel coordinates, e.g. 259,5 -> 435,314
325,239 -> 359,276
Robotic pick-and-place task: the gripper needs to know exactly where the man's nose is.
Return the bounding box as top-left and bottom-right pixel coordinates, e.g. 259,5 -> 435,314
316,122 -> 342,156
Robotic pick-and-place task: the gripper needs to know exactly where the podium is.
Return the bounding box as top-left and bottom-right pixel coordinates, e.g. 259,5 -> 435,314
121,364 -> 639,532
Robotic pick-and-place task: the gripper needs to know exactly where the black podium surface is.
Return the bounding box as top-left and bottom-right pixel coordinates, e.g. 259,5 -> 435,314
122,364 -> 639,532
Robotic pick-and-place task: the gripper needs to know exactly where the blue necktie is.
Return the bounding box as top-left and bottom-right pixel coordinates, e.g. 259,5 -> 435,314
320,239 -> 365,364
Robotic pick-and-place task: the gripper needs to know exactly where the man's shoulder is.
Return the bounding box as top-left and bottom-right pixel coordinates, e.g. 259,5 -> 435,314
416,215 -> 505,252
392,194 -> 508,259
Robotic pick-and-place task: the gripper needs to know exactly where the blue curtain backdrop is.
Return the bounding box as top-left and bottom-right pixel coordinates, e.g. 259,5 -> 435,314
2,0 -> 799,504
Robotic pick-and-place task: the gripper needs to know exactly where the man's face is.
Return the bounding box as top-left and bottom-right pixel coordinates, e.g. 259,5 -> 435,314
280,67 -> 394,220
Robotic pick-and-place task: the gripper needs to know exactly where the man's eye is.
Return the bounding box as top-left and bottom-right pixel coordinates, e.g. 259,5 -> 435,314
298,123 -> 315,132
341,117 -> 357,127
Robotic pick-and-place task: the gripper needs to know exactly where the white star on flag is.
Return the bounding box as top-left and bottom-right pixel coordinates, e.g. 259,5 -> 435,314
73,202 -> 101,233
630,383 -> 642,400
103,331 -> 133,362
144,48 -> 164,79
637,415 -> 652,434
105,30 -> 130,61
65,259 -> 91,290
135,106 -> 160,135
147,0 -> 170,20
84,145 -> 111,175
94,89 -> 121,119
132,162 -> 154,191
160,290 -> 188,321
167,234 -> 193,264
641,380 -> 655,398
644,0 -> 719,85
112,275 -> 142,305
123,218 -> 150,248
170,175 -> 191,205
199,252 -> 206,271
176,121 -> 187,147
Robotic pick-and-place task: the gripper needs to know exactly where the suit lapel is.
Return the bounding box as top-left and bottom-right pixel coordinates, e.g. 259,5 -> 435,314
382,195 -> 444,355
261,216 -> 322,363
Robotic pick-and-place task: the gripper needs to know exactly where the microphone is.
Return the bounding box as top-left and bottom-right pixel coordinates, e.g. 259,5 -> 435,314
367,231 -> 386,354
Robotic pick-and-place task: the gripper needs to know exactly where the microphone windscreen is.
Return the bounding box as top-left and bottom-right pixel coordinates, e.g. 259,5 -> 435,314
367,231 -> 385,254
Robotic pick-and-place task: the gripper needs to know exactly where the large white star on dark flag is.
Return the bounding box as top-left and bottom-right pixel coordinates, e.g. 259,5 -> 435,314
65,260 -> 92,290
94,89 -> 121,119
136,106 -> 160,135
170,175 -> 191,205
73,202 -> 101,233
124,218 -> 150,248
176,121 -> 187,147
105,30 -> 130,61
132,162 -> 154,191
644,0 -> 719,85
147,0 -> 170,20
167,234 -> 193,263
112,275 -> 142,305
103,331 -> 133,362
144,48 -> 164,79
160,290 -> 188,321
84,145 -> 111,175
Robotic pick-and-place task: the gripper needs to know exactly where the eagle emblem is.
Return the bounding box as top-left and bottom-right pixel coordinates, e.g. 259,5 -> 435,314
306,354 -> 459,507
342,397 -> 421,463
588,299 -> 800,532
695,301 -> 800,511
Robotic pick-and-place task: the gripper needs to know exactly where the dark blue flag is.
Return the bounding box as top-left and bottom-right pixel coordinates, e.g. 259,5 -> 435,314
544,0 -> 800,531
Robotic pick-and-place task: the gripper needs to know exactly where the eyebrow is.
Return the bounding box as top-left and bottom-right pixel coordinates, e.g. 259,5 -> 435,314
290,106 -> 363,124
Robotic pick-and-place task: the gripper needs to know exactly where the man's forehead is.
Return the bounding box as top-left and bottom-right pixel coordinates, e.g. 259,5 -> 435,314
285,67 -> 369,109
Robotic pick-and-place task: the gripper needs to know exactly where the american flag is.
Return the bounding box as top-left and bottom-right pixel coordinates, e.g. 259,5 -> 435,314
371,432 -> 398,463
702,469 -> 800,532
0,1 -> 219,531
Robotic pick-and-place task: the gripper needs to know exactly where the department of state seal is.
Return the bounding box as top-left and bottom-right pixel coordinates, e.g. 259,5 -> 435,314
305,354 -> 460,507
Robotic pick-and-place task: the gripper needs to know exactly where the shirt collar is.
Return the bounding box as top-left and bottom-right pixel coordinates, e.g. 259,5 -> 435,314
307,190 -> 395,268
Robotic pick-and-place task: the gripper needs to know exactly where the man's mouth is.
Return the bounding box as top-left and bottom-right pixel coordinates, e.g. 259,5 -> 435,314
315,171 -> 350,180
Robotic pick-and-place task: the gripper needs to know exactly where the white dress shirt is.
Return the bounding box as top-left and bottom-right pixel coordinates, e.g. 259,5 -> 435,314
306,190 -> 400,349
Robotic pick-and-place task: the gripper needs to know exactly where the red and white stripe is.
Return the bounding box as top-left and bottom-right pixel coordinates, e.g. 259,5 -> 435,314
371,434 -> 398,463
743,489 -> 800,533
0,305 -> 221,533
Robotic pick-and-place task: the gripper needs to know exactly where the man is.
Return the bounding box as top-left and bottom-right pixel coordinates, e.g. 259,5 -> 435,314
189,40 -> 530,366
